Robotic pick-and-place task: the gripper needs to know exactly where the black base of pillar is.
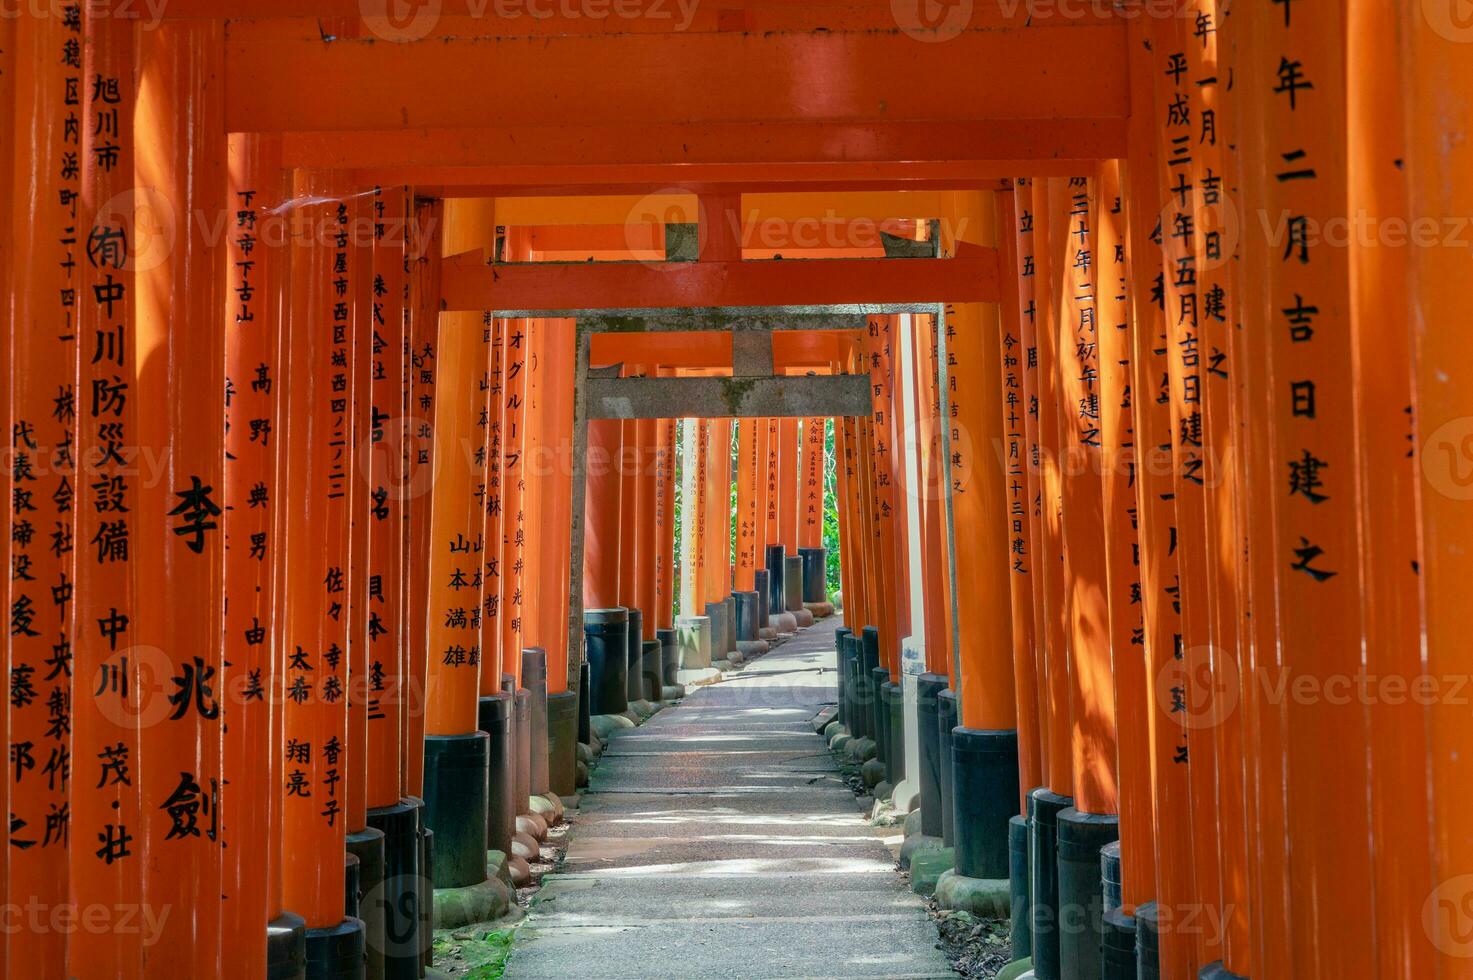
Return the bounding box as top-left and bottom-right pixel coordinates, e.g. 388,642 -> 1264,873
547,690 -> 579,798
951,728 -> 1020,880
765,545 -> 785,614
642,640 -> 662,701
345,827 -> 386,980
886,681 -> 905,785
585,608 -> 630,716
523,648 -> 551,797
916,673 -> 949,838
513,689 -> 532,816
799,547 -> 828,603
366,799 -> 422,979
1057,808 -> 1120,980
735,591 -> 761,642
1134,901 -> 1160,980
268,911 -> 308,980
625,609 -> 646,703
832,627 -> 852,730
1103,908 -> 1138,980
1101,840 -> 1123,913
478,694 -> 515,854
656,627 -> 678,687
871,666 -> 891,779
305,917 -> 366,980
577,661 -> 592,745
421,732 -> 490,889
1009,814 -> 1032,962
344,854 -> 360,919
937,690 -> 959,845
419,825 -> 434,971
1199,961 -> 1249,979
1029,787 -> 1074,980
754,569 -> 771,628
861,626 -> 883,743
704,601 -> 729,663
839,632 -> 863,737
783,556 -> 805,613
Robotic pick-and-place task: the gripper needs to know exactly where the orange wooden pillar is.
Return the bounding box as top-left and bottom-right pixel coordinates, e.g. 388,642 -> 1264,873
798,416 -> 830,608
532,317 -> 578,688
1121,17 -> 1198,974
1405,4 -> 1473,976
653,415 -> 678,631
1192,7 -> 1253,970
69,11 -> 143,978
1012,183 -> 1052,794
274,171 -> 359,962
480,315 -> 505,695
419,204 -> 493,893
635,415 -> 660,637
800,419 -> 825,551
0,13 -> 12,968
995,186 -> 1043,811
1347,7 -> 1433,978
1089,162 -> 1157,925
403,198 -> 443,803
1027,178 -> 1074,979
706,417 -> 734,607
736,419 -> 761,592
362,183 -> 424,974
584,417 -> 624,613
526,315 -> 580,796
221,131 -> 293,976
1247,5 -> 1373,976
617,408 -> 641,617
932,190 -> 1018,887
1149,15 -> 1225,969
6,12 -> 83,978
135,22 -> 229,975
499,316 -> 529,689
689,418 -> 709,612
778,418 -> 800,557
1051,175 -> 1122,977
912,315 -> 953,675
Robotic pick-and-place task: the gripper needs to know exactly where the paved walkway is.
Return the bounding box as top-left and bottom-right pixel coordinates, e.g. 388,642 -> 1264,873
506,617 -> 957,979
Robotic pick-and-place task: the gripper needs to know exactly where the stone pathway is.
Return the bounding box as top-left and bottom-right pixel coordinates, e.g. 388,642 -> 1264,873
505,617 -> 957,979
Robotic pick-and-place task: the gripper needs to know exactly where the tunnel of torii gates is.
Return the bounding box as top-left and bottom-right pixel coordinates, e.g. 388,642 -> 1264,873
4,2 -> 1473,980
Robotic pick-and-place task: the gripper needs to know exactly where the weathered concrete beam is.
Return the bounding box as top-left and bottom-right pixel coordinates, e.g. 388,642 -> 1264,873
587,375 -> 871,421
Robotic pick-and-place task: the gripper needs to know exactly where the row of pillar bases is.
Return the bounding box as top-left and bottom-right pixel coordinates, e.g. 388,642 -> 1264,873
826,627 -> 1251,980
